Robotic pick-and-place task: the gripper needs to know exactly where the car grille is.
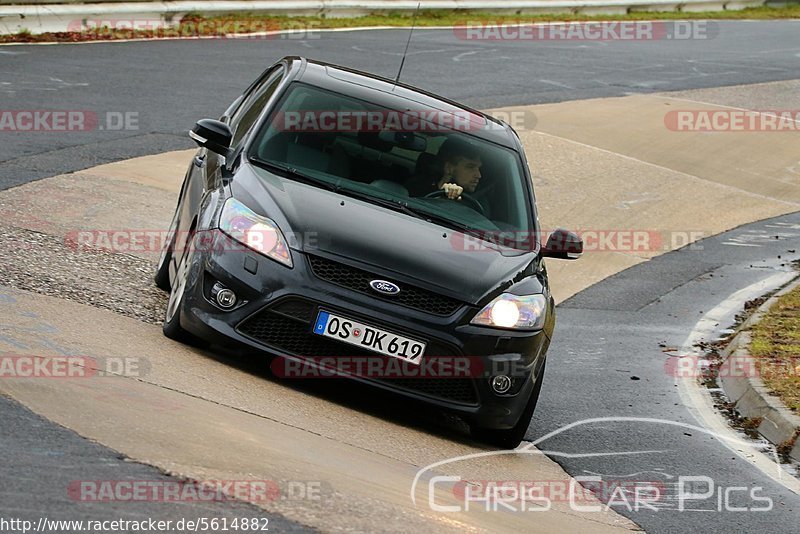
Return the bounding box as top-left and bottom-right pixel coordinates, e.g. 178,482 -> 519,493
306,255 -> 464,316
237,298 -> 478,405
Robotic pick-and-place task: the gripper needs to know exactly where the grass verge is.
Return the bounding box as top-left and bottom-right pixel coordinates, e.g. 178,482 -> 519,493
2,6 -> 800,44
750,282 -> 800,414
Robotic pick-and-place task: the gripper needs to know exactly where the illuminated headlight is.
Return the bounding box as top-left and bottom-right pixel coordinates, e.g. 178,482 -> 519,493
219,198 -> 292,268
470,294 -> 547,330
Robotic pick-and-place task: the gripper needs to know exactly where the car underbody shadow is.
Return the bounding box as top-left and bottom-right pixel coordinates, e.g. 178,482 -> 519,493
191,341 -> 479,445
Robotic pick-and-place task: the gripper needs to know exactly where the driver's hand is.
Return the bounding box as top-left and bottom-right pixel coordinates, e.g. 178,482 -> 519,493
442,183 -> 463,200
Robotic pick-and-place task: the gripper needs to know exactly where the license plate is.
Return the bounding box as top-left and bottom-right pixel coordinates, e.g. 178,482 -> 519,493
313,311 -> 426,365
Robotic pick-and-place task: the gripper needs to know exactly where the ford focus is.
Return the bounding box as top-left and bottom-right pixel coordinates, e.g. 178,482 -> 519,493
155,56 -> 582,448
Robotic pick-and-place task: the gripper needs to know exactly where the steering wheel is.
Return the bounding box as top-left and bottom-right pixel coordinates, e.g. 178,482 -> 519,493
423,189 -> 485,215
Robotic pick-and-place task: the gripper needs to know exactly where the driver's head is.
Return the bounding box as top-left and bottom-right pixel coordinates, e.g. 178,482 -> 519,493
438,136 -> 482,193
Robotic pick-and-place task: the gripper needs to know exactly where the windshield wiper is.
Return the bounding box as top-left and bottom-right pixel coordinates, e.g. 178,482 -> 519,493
338,188 -> 430,221
407,208 -> 479,235
348,192 -> 486,238
250,157 -> 339,192
251,158 -> 485,237
253,159 -> 427,221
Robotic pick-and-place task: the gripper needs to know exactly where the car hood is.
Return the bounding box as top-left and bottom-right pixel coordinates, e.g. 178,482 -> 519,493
231,163 -> 538,305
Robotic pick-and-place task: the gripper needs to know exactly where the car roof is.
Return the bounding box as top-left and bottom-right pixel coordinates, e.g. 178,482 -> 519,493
279,56 -> 519,149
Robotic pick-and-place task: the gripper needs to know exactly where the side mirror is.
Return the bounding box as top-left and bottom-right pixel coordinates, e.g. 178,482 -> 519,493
189,119 -> 232,157
542,228 -> 582,259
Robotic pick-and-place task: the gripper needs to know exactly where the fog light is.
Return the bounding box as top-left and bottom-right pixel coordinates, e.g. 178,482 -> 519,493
211,282 -> 237,309
216,289 -> 237,308
491,375 -> 512,394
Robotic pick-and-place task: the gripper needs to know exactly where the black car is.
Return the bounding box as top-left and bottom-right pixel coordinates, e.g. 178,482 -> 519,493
155,56 -> 582,448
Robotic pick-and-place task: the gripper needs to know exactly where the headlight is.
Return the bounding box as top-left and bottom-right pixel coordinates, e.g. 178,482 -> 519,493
470,293 -> 547,330
219,198 -> 292,268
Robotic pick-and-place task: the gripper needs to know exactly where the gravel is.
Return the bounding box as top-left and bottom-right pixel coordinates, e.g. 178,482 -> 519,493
0,224 -> 168,325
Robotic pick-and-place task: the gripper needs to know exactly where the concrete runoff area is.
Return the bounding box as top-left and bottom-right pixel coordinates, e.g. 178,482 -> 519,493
0,79 -> 798,531
0,287 -> 634,532
502,81 -> 800,301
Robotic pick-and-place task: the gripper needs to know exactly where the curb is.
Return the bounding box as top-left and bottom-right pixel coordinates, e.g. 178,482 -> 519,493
718,275 -> 800,462
0,0 -> 771,36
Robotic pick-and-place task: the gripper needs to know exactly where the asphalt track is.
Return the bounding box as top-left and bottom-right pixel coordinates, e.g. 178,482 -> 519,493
2,19 -> 800,533
532,212 -> 800,531
2,20 -> 800,187
0,397 -> 308,532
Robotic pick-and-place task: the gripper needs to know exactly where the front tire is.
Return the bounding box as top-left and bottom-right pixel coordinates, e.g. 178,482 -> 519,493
154,242 -> 173,292
162,234 -> 205,347
471,360 -> 546,449
155,208 -> 181,291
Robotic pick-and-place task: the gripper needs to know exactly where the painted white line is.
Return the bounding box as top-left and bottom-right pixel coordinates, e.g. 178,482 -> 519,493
538,79 -> 575,90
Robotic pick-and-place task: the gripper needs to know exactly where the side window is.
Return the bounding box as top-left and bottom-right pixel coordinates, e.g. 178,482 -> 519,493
230,67 -> 284,147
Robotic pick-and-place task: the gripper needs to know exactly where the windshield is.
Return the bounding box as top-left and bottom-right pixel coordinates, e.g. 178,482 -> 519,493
247,82 -> 536,248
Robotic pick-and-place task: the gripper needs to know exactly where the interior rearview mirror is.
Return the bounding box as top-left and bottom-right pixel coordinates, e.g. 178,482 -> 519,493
378,130 -> 427,151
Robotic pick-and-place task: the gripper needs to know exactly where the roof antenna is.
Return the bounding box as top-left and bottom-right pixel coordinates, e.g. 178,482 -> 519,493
393,2 -> 421,90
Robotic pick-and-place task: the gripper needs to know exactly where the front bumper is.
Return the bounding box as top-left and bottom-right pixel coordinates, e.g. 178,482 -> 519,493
179,231 -> 552,429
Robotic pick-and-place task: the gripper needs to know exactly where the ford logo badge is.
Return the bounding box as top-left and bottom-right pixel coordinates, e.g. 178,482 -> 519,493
370,280 -> 400,295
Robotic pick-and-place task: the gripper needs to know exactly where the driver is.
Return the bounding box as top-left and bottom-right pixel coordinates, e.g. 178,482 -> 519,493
407,136 -> 482,200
